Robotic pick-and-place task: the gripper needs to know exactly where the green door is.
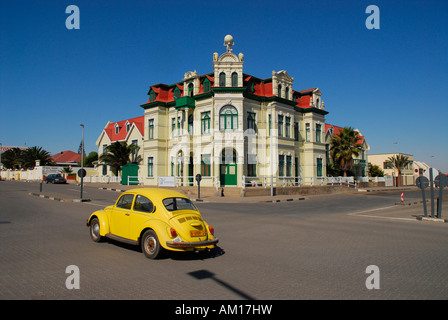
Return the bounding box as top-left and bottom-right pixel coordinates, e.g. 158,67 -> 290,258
220,149 -> 237,186
220,163 -> 237,186
121,163 -> 139,185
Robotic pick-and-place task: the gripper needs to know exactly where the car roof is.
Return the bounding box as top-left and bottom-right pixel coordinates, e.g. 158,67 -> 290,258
123,188 -> 189,201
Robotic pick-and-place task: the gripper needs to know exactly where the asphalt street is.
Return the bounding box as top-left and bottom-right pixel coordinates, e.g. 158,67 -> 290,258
0,180 -> 447,301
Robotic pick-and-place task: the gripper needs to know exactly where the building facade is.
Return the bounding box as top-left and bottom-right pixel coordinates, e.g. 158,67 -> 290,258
139,35 -> 330,187
368,153 -> 415,185
96,116 -> 144,176
325,124 -> 370,177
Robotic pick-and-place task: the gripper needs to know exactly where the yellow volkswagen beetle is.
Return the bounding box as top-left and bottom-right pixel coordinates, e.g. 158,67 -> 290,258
86,188 -> 218,259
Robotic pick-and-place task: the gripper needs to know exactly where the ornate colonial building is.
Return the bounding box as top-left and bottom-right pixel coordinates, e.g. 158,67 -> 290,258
138,35 -> 329,187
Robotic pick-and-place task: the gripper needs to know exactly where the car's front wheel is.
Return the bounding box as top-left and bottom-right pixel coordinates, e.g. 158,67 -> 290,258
89,218 -> 103,242
141,229 -> 162,259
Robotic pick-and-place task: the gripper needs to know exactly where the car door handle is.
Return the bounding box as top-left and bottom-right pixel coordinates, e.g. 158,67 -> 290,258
125,213 -> 130,216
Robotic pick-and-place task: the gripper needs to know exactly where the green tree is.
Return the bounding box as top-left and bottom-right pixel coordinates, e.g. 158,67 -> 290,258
83,151 -> 98,167
387,154 -> 411,186
326,163 -> 343,177
61,166 -> 73,175
99,142 -> 140,176
1,148 -> 24,169
21,146 -> 55,169
368,163 -> 384,177
330,127 -> 363,177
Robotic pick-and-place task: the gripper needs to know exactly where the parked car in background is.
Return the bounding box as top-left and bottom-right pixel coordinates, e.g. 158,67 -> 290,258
45,174 -> 67,184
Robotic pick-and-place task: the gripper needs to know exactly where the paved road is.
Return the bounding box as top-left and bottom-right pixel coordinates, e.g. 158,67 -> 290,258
1,180 -> 447,300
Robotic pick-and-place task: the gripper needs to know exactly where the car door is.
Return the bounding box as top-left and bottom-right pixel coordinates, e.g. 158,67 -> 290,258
128,194 -> 154,241
110,193 -> 135,239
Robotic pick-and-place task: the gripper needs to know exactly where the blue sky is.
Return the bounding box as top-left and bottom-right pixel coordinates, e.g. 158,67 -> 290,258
1,0 -> 447,172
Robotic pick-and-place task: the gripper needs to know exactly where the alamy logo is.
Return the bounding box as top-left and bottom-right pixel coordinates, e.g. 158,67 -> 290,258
65,265 -> 80,290
365,5 -> 380,30
365,265 -> 380,289
65,5 -> 80,30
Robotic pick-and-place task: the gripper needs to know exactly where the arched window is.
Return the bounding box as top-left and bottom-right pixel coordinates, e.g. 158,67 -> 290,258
201,112 -> 210,134
277,84 -> 282,98
188,83 -> 194,97
231,72 -> 238,87
285,87 -> 289,100
221,148 -> 236,164
149,89 -> 156,102
219,105 -> 238,131
173,87 -> 180,100
203,78 -> 210,93
219,72 -> 226,87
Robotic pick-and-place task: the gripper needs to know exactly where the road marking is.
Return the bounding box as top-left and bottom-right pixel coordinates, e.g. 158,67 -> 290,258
68,188 -> 88,193
82,202 -> 106,207
347,205 -> 416,221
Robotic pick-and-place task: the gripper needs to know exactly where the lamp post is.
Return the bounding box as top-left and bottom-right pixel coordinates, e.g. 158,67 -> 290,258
80,124 -> 84,199
270,106 -> 274,197
0,142 -> 2,181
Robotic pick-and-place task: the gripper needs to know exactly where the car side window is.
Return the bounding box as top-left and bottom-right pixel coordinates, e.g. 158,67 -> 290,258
133,195 -> 154,213
116,194 -> 134,210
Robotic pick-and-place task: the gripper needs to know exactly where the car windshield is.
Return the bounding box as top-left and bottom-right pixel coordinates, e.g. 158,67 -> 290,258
162,197 -> 197,212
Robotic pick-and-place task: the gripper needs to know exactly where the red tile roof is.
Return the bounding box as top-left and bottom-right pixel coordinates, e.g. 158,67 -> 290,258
325,124 -> 365,144
141,70 -> 320,112
51,150 -> 81,163
103,116 -> 144,142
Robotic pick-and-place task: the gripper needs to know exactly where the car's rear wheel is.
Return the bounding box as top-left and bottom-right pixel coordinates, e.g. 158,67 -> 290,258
89,218 -> 103,242
141,229 -> 161,259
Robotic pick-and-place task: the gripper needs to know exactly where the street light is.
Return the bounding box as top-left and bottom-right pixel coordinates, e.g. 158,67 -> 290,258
80,124 -> 84,199
0,142 -> 2,181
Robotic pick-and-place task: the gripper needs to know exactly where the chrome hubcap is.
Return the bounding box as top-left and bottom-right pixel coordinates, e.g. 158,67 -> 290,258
145,237 -> 156,254
92,223 -> 100,238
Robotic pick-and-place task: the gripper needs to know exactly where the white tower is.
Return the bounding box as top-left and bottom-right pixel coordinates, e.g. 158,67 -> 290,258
213,35 -> 244,88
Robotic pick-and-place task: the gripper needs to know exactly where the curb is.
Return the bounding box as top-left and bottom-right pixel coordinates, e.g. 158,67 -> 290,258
28,193 -> 91,203
266,197 -> 306,203
416,216 -> 448,223
395,200 -> 427,206
98,187 -> 125,192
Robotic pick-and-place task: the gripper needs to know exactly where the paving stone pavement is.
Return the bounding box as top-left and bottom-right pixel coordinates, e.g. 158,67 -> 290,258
1,181 -> 447,300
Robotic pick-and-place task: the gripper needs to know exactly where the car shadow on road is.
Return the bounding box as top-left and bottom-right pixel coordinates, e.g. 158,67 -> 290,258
168,246 -> 226,261
103,238 -> 225,261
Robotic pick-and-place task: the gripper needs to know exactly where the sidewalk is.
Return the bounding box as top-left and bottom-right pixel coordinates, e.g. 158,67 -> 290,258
27,181 -> 421,204
348,199 -> 448,223
26,181 -> 447,222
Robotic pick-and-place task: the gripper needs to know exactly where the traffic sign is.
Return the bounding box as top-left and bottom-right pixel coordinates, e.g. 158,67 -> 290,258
77,168 -> 87,178
434,174 -> 447,188
416,176 -> 429,189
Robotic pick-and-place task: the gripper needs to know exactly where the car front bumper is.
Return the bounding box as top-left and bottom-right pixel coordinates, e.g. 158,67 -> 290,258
166,238 -> 219,249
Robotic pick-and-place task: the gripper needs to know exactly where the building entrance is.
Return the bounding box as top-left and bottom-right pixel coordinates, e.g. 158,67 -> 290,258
220,148 -> 237,186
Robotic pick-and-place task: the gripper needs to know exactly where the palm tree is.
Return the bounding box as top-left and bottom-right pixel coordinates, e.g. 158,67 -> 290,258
330,127 -> 363,177
99,142 -> 140,176
21,146 -> 54,169
387,154 -> 411,186
1,147 -> 23,169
